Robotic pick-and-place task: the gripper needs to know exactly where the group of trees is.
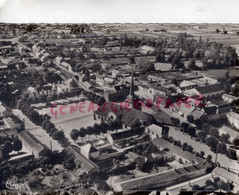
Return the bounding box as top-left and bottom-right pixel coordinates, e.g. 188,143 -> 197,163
174,140 -> 195,153
70,120 -> 122,141
203,177 -> 233,191
18,98 -> 44,126
185,114 -> 237,159
1,138 -> 22,159
179,122 -> 197,138
41,119 -> 68,147
154,33 -> 238,71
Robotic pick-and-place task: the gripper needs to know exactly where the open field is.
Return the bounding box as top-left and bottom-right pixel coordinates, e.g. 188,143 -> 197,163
37,100 -> 100,144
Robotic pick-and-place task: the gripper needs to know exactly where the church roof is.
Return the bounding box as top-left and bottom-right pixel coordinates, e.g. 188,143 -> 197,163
95,102 -> 154,127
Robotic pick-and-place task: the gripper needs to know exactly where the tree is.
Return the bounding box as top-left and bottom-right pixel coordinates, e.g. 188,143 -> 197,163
52,130 -> 65,140
198,130 -> 207,143
45,122 -> 55,133
187,115 -> 194,123
186,145 -> 194,153
2,141 -> 13,157
63,156 -> 76,170
227,149 -> 237,160
188,126 -> 196,137
28,176 -> 42,188
202,123 -> 211,134
39,94 -> 47,103
205,179 -> 213,187
220,133 -> 230,144
233,138 -> 239,147
217,142 -> 227,154
188,59 -> 196,70
170,117 -> 180,126
49,127 -> 57,136
78,127 -> 87,137
209,127 -> 219,139
42,120 -> 50,129
129,56 -> 135,64
206,154 -> 212,162
194,119 -> 203,129
181,122 -> 189,133
200,151 -> 205,158
192,184 -> 200,190
206,136 -> 218,152
70,129 -> 79,141
182,142 -> 188,151
12,139 -> 22,153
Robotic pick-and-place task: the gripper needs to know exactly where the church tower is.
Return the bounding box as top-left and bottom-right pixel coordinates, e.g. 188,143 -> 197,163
127,66 -> 135,102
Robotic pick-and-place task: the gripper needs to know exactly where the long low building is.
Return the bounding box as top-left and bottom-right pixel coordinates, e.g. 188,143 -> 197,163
18,131 -> 50,158
113,162 -> 212,192
64,145 -> 100,173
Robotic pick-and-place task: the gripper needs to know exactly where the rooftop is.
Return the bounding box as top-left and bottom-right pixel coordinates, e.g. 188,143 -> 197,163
95,102 -> 154,127
196,84 -> 224,95
65,145 -> 99,172
109,127 -> 145,141
18,131 -> 48,153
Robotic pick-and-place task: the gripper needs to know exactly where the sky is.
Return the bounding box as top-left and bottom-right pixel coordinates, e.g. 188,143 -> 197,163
0,0 -> 238,23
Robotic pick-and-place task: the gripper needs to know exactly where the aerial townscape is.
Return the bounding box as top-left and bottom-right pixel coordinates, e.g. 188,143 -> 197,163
0,23 -> 239,194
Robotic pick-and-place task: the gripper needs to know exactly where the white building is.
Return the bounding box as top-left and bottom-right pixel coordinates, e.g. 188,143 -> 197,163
226,112 -> 239,129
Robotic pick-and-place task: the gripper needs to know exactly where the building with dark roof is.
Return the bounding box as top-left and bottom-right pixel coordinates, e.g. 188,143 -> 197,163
18,131 -> 50,158
107,127 -> 148,148
195,84 -> 224,98
64,145 -> 100,173
95,102 -> 154,128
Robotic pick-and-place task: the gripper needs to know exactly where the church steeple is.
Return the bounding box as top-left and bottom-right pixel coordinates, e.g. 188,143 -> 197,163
128,65 -> 134,102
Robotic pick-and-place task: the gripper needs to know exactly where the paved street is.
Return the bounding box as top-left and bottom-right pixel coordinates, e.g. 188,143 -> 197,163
168,125 -> 239,171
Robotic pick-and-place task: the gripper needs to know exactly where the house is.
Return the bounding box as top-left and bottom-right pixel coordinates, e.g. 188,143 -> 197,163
179,80 -> 198,90
147,75 -> 166,83
154,62 -> 172,72
80,143 -> 100,160
191,109 -> 205,120
222,94 -> 238,103
149,86 -> 169,97
177,103 -> 195,119
226,112 -> 239,129
112,69 -> 120,78
18,131 -> 50,158
146,124 -> 168,139
218,125 -> 238,142
107,127 -> 149,148
183,88 -> 201,97
27,84 -> 57,97
64,146 -> 99,172
140,45 -> 155,54
57,78 -> 75,94
81,81 -> 92,91
58,61 -> 73,73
